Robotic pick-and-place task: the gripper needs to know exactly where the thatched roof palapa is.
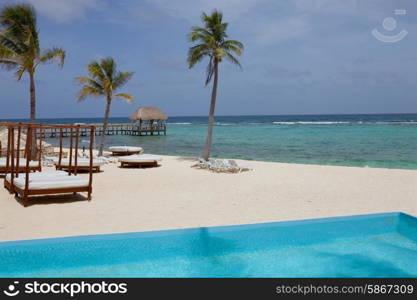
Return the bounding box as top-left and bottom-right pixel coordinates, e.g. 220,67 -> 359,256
129,107 -> 168,121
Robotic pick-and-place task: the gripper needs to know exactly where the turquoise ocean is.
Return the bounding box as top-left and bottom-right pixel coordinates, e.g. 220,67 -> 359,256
4,114 -> 417,170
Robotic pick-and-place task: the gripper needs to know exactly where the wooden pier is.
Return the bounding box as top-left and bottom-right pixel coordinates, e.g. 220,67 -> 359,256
36,123 -> 167,138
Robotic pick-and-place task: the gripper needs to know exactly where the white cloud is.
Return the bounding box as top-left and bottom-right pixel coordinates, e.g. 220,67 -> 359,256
20,0 -> 99,22
254,15 -> 310,44
291,0 -> 358,14
146,0 -> 270,22
144,0 -> 312,45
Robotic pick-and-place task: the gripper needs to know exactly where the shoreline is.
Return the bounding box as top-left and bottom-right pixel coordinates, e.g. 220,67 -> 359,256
186,156 -> 417,172
1,155 -> 417,242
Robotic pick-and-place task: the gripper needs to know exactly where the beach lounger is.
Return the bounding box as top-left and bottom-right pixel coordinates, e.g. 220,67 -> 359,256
4,170 -> 68,191
53,157 -> 105,172
0,157 -> 41,173
118,154 -> 162,168
9,175 -> 90,205
5,170 -> 90,205
9,175 -> 89,190
3,122 -> 96,207
108,146 -> 143,156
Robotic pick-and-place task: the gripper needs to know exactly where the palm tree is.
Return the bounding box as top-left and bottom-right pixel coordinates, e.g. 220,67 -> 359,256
0,4 -> 65,121
76,57 -> 134,156
187,10 -> 243,161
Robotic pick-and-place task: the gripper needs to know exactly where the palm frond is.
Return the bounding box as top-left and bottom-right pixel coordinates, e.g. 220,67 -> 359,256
0,58 -> 18,70
76,57 -> 133,103
100,57 -> 116,82
115,93 -> 134,102
224,52 -> 242,68
201,10 -> 223,29
39,47 -> 65,67
187,9 -> 243,84
75,76 -> 104,91
112,71 -> 133,90
0,32 -> 25,54
0,4 -> 37,30
221,40 -> 244,54
187,52 -> 204,69
190,26 -> 211,37
14,64 -> 27,80
77,85 -> 103,102
0,4 -> 39,56
188,27 -> 212,43
87,61 -> 106,81
0,43 -> 18,59
0,3 -> 64,87
187,44 -> 210,69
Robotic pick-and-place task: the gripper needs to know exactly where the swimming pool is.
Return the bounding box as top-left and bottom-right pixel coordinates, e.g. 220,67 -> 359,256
0,212 -> 416,277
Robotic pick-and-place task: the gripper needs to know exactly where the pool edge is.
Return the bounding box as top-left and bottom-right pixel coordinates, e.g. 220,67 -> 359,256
0,211 -> 414,247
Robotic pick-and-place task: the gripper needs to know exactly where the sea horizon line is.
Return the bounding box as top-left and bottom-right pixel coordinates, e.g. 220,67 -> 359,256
3,111 -> 417,121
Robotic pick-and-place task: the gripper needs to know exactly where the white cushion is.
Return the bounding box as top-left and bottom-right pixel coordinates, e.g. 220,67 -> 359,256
5,170 -> 68,183
53,158 -> 105,167
9,176 -> 89,190
118,154 -> 162,163
109,146 -> 143,153
0,158 -> 39,167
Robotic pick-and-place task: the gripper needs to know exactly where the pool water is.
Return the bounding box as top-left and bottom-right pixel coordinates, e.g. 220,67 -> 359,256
0,212 -> 416,277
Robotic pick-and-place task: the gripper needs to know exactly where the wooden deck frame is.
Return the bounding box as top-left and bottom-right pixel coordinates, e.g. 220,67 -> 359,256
12,185 -> 91,201
4,176 -> 90,204
120,161 -> 158,168
2,122 -> 96,207
111,150 -> 141,156
55,165 -> 101,172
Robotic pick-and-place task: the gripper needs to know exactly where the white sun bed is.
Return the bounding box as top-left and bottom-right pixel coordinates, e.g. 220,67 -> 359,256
108,146 -> 143,156
8,175 -> 89,190
53,158 -> 105,172
118,154 -> 162,168
5,170 -> 68,182
4,170 -> 70,191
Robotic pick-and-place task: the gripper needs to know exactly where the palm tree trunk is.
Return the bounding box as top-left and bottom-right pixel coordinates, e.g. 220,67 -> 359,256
29,71 -> 38,158
29,71 -> 36,121
202,60 -> 219,161
98,95 -> 112,156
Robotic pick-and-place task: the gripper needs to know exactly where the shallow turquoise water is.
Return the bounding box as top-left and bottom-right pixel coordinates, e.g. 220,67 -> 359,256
0,213 -> 416,277
5,114 -> 417,169
125,123 -> 417,169
103,118 -> 417,169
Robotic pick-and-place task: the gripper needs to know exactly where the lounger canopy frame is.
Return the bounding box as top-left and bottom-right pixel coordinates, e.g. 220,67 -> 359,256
2,122 -> 96,207
0,123 -> 42,173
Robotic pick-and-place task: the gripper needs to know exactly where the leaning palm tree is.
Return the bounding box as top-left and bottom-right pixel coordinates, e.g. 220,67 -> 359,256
187,10 -> 243,161
76,57 -> 134,156
0,4 -> 65,121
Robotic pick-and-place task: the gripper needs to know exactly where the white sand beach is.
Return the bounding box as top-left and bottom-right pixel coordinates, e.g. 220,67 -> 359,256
1,156 -> 416,242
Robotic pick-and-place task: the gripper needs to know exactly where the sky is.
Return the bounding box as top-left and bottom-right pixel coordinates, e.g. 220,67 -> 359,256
0,0 -> 417,119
